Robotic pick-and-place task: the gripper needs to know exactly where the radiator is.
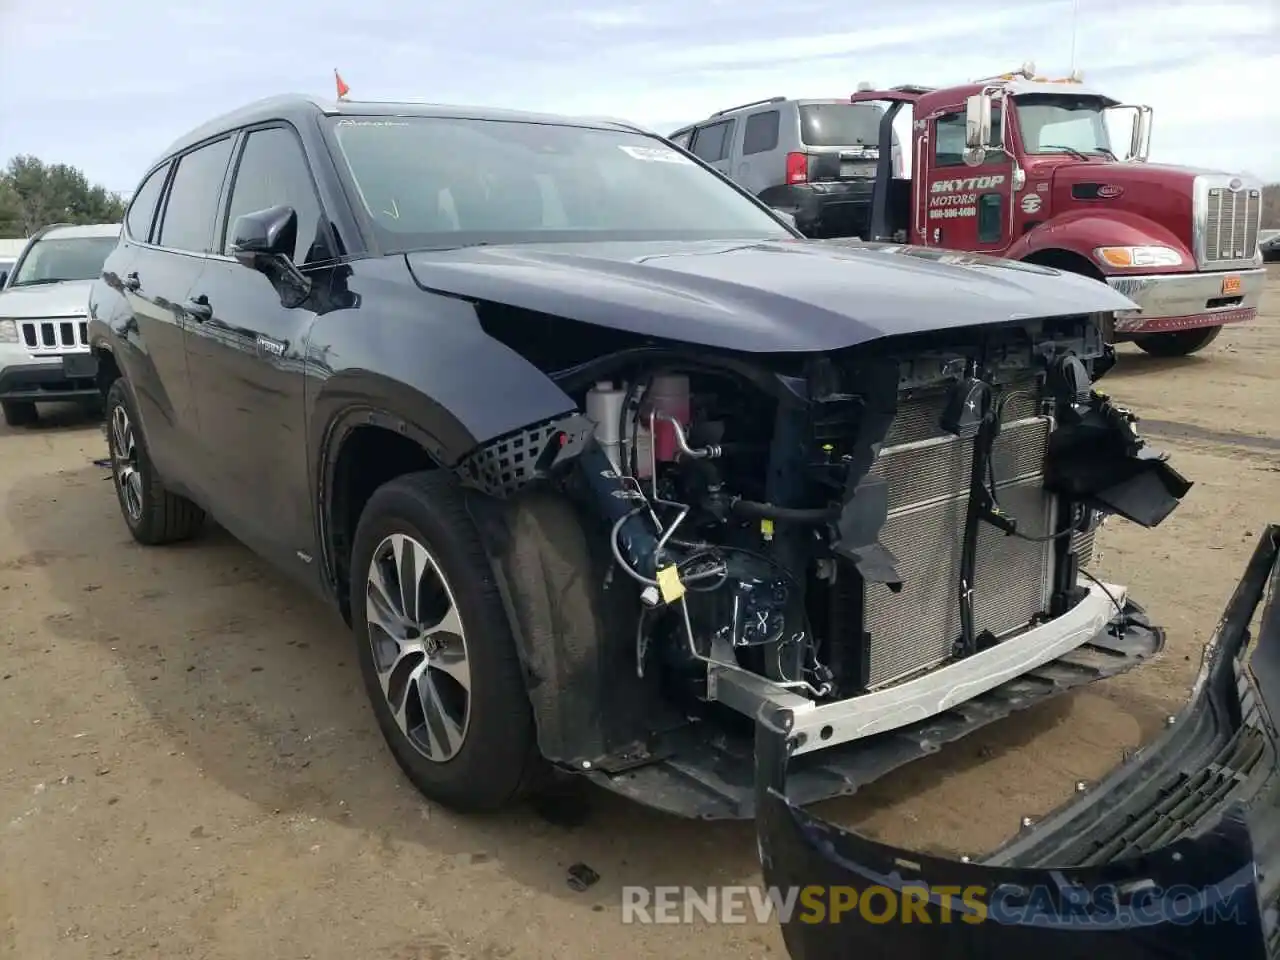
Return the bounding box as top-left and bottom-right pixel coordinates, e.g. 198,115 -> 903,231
862,382 -> 1057,689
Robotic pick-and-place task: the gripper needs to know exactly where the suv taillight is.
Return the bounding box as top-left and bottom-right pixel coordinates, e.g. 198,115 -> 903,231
785,152 -> 808,184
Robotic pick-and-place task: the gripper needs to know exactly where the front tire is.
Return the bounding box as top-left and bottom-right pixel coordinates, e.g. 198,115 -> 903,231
2,400 -> 37,427
350,470 -> 539,812
105,378 -> 205,544
1133,326 -> 1222,357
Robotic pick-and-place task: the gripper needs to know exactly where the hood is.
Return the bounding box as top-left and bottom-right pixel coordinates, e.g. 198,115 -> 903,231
0,279 -> 94,319
1047,160 -> 1220,195
405,239 -> 1137,353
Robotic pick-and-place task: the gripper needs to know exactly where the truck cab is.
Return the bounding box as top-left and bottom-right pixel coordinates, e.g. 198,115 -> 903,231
847,66 -> 1266,357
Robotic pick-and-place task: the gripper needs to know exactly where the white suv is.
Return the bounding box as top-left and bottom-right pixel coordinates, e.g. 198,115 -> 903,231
0,222 -> 120,426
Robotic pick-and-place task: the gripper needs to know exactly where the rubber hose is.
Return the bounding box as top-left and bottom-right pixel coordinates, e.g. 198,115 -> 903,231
729,499 -> 840,524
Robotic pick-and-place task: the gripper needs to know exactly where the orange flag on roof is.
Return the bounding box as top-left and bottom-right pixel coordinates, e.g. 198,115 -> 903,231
334,69 -> 350,100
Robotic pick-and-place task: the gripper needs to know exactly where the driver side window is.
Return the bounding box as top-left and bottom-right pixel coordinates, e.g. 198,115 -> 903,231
934,108 -> 1004,168
221,126 -> 328,265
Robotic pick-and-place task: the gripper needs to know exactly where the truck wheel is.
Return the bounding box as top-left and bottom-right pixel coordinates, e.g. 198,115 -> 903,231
2,400 -> 37,427
350,470 -> 539,812
1133,326 -> 1222,357
105,378 -> 206,544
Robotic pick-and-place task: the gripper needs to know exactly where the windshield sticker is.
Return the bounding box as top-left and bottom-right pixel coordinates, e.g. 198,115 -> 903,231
335,119 -> 409,127
618,144 -> 693,164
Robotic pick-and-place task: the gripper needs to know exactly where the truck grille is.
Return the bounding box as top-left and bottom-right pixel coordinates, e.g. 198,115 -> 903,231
1202,185 -> 1262,264
862,381 -> 1058,689
18,318 -> 90,356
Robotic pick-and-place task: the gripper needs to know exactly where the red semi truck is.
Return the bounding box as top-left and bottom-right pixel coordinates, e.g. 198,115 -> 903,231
844,65 -> 1266,356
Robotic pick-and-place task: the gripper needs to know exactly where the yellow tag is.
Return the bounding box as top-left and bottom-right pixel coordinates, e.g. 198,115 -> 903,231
656,565 -> 686,604
760,518 -> 775,540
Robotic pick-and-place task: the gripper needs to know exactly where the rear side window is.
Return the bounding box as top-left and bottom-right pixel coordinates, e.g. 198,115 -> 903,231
799,103 -> 882,147
157,136 -> 234,254
690,120 -> 733,162
221,126 -> 326,265
125,163 -> 170,243
742,111 -> 780,155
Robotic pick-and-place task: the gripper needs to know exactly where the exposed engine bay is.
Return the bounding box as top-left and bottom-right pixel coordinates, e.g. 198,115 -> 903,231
461,310 -> 1192,815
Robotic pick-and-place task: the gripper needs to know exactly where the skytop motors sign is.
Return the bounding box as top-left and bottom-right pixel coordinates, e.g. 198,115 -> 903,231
928,174 -> 1006,219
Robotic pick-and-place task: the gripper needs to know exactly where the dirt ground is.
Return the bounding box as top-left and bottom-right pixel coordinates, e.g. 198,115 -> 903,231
2,269 -> 1277,960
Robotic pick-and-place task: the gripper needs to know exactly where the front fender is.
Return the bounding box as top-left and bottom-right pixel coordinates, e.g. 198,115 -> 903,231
1005,209 -> 1193,275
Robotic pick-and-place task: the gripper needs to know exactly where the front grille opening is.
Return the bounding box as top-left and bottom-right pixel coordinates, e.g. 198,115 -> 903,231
16,318 -> 90,354
1204,186 -> 1261,262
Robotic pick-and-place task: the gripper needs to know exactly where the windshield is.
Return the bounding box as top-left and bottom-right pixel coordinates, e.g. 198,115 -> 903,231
798,103 -> 883,147
9,236 -> 118,287
326,116 -> 793,250
1014,95 -> 1114,156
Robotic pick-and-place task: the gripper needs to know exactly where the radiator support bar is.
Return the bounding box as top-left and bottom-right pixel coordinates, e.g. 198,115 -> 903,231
707,578 -> 1125,756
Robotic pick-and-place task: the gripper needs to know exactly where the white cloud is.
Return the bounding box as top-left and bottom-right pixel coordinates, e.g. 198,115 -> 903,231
0,0 -> 1276,194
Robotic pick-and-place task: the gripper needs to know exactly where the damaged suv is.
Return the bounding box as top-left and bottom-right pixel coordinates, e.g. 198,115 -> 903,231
89,96 -> 1196,826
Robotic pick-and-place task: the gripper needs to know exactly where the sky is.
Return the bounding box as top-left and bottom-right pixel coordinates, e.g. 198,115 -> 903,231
1,0 -> 1277,197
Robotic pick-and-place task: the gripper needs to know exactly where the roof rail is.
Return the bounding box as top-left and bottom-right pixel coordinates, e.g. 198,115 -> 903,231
710,96 -> 786,118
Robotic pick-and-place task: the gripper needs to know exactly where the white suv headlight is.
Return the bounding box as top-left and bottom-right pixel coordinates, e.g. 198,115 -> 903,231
1093,245 -> 1184,268
0,319 -> 18,343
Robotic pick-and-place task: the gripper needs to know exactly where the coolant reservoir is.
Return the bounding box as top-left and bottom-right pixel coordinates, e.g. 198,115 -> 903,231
585,380 -> 627,472
649,374 -> 690,462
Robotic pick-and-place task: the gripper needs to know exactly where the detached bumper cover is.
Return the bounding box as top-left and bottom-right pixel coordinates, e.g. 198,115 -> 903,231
1108,267 -> 1265,334
755,524 -> 1280,959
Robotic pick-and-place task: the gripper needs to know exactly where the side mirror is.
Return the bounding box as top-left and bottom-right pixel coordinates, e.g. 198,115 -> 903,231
774,209 -> 798,230
229,204 -> 298,268
965,94 -> 992,149
228,205 -> 312,306
0,270 -> 7,288
1129,107 -> 1153,162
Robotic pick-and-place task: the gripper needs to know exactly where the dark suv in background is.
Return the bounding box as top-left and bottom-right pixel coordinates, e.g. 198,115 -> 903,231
669,96 -> 903,238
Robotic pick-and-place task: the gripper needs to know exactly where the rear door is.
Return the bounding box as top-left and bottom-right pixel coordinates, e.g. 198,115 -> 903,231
688,118 -> 736,178
104,136 -> 235,492
184,122 -> 330,574
923,106 -> 1013,253
795,100 -> 886,181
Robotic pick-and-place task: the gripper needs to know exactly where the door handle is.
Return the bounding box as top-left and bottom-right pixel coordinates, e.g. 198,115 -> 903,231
185,294 -> 212,322
122,272 -> 141,292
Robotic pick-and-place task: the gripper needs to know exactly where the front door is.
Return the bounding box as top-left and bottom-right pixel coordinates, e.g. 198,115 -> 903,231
923,107 -> 1014,254
184,123 -> 330,578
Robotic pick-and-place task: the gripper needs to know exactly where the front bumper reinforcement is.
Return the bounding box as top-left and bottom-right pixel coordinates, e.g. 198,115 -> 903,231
755,523 -> 1280,958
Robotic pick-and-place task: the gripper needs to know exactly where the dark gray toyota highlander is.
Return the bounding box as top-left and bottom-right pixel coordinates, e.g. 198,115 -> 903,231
86,95 -> 1277,958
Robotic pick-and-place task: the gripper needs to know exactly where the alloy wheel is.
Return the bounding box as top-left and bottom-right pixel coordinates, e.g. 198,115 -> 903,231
110,403 -> 143,522
365,533 -> 472,762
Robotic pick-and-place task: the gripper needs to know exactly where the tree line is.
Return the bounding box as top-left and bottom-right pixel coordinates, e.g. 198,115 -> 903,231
0,153 -> 1277,241
0,156 -> 127,239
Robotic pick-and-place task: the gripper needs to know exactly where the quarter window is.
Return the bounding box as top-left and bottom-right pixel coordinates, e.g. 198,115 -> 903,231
156,137 -> 234,253
125,163 -> 170,243
221,126 -> 326,265
742,111 -> 780,155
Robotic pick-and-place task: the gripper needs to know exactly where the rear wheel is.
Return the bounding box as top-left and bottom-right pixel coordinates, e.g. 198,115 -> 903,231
1133,326 -> 1222,357
2,400 -> 37,427
105,378 -> 205,544
350,470 -> 539,812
